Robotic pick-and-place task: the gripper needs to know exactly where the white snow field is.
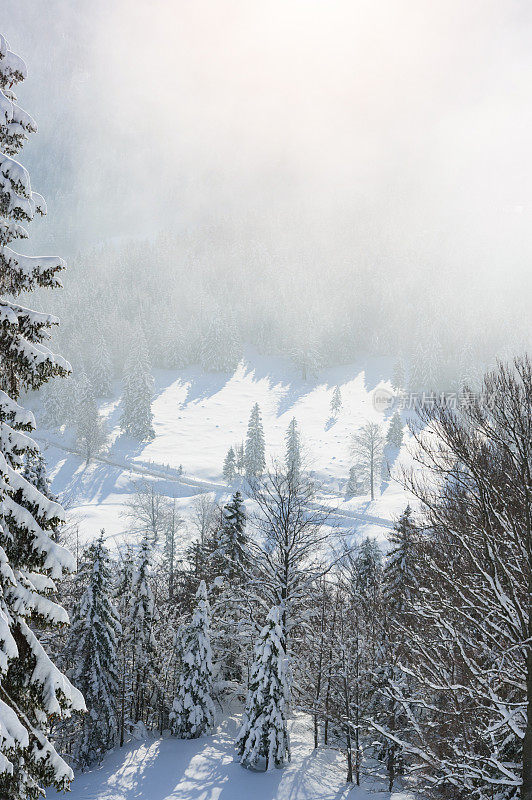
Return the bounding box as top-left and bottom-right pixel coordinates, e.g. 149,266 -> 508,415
35,351 -> 414,549
49,713 -> 415,800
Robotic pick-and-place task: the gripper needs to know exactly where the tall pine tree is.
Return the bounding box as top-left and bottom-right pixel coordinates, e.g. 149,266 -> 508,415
120,336 -> 154,440
170,581 -> 215,739
75,370 -> 106,461
217,491 -> 249,581
90,330 -> 113,397
237,606 -> 291,771
130,534 -> 157,724
330,385 -> 342,416
244,403 -> 265,478
222,446 -> 236,483
0,33 -> 85,798
67,532 -> 121,770
386,410 -> 404,448
284,417 -> 302,479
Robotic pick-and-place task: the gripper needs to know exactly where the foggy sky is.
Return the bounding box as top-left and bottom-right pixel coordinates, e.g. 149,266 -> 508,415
3,0 -> 532,318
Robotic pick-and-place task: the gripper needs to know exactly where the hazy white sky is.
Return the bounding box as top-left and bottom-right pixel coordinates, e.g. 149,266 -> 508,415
4,0 -> 532,306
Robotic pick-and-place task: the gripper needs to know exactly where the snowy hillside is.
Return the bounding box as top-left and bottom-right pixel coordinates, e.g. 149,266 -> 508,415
48,713 -> 415,800
34,352 -> 412,549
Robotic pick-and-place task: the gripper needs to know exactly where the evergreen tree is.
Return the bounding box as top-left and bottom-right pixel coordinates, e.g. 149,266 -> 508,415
130,534 -> 157,724
330,385 -> 342,416
40,381 -> 65,428
223,446 -> 236,483
237,606 -> 291,771
165,321 -> 187,369
201,315 -> 241,372
284,417 -> 302,479
90,330 -> 113,397
386,410 -> 404,448
115,546 -> 135,747
217,491 -> 249,581
235,442 -> 245,474
67,532 -> 121,770
354,537 -> 383,604
22,449 -> 60,541
170,581 -> 215,739
120,336 -> 155,440
0,33 -> 85,798
345,465 -> 362,497
211,493 -> 250,682
244,403 -> 266,478
383,505 -> 418,613
293,337 -> 320,381
75,370 -> 107,460
391,357 -> 405,392
22,448 -> 52,497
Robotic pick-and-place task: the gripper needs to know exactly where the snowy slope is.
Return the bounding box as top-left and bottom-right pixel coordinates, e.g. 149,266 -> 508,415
35,352 -> 414,548
48,713 -> 415,800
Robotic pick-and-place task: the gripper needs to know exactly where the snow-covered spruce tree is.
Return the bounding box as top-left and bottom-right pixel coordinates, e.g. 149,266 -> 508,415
330,385 -> 342,416
386,410 -> 404,448
170,580 -> 215,739
244,403 -> 265,478
237,606 -> 291,771
391,357 -> 405,392
235,442 -> 245,475
292,336 -> 320,381
201,315 -> 241,373
210,492 -> 250,682
165,321 -> 187,369
383,505 -> 418,613
354,537 -> 383,605
0,33 -> 86,798
284,417 -> 301,480
40,380 -> 65,429
22,448 -> 52,499
130,533 -> 157,725
115,545 -> 135,746
22,449 -> 61,543
67,532 -> 121,770
75,370 -> 106,461
217,491 -> 248,581
90,330 -> 112,397
120,336 -> 154,440
222,446 -> 236,483
345,465 -> 361,497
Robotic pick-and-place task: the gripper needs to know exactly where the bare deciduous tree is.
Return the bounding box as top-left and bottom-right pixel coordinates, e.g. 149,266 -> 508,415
379,356 -> 532,798
350,421 -> 385,501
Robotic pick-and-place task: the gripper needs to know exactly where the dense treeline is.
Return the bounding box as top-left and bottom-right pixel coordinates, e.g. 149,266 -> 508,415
41,356 -> 531,799
28,232 -> 529,396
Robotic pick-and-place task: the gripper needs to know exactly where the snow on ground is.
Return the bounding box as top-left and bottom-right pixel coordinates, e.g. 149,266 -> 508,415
49,713 -> 415,800
35,351 -> 415,549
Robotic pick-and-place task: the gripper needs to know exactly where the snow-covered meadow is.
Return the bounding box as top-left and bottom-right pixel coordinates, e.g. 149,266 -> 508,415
36,352 -> 412,550
48,713 -> 415,800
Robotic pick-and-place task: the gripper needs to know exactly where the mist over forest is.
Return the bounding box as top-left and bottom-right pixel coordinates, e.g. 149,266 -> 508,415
5,0 -> 532,385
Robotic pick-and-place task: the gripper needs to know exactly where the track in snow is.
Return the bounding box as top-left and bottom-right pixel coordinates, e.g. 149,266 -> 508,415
35,436 -> 395,533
